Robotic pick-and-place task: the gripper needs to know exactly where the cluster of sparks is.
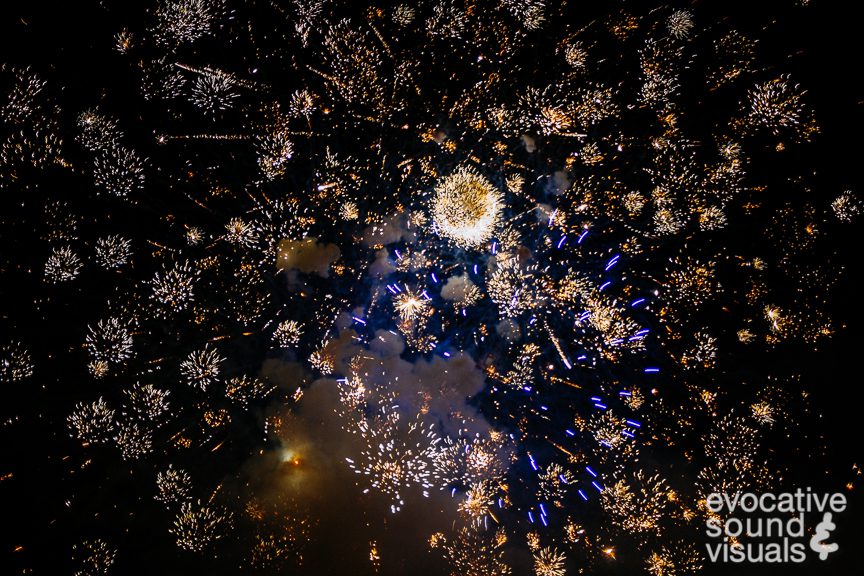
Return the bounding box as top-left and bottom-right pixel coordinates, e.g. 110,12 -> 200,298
0,1 -> 857,575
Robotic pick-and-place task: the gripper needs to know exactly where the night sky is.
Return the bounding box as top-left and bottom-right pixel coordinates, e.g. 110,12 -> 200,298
1,1 -> 861,575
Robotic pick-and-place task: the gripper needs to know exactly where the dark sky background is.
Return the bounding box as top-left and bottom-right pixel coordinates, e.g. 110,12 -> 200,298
1,1 -> 862,575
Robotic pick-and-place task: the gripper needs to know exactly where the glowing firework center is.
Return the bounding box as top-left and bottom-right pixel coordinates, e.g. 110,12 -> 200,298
431,166 -> 503,248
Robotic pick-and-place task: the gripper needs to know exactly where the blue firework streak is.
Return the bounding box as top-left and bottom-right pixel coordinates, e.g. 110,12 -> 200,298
328,160 -> 663,537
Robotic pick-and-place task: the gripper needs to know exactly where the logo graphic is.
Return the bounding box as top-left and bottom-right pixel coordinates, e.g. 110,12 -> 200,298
704,488 -> 846,564
809,512 -> 839,560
